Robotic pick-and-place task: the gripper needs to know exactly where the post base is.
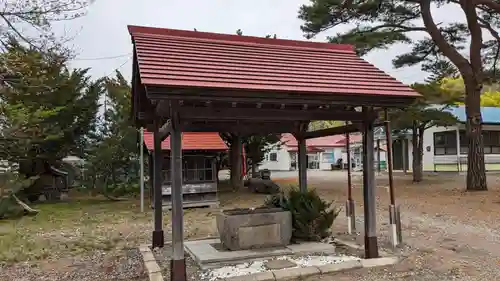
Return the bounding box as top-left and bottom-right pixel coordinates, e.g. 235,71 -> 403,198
170,259 -> 187,281
152,230 -> 164,248
364,235 -> 379,259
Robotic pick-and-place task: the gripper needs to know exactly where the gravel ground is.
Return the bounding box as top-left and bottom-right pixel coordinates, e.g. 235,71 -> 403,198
0,248 -> 147,281
3,172 -> 500,281
298,173 -> 500,281
151,245 -> 201,281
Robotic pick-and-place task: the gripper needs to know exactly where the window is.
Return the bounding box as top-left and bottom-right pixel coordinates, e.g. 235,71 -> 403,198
322,153 -> 335,163
483,131 -> 500,154
269,152 -> 278,162
459,131 -> 468,154
459,130 -> 500,154
434,131 -> 457,155
162,155 -> 214,183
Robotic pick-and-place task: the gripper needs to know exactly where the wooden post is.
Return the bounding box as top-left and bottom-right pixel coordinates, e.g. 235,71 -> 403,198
170,120 -> 187,281
402,138 -> 407,174
140,127 -> 144,212
362,110 -> 379,259
456,127 -> 461,172
346,131 -> 356,234
385,110 -> 399,247
152,122 -> 164,248
148,154 -> 154,204
376,138 -> 381,173
385,111 -> 395,205
298,136 -> 307,192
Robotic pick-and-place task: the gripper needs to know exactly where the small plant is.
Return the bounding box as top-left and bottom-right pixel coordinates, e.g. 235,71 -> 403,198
264,186 -> 340,242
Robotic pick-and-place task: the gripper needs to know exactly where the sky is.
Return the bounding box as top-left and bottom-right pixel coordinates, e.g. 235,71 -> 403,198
53,0 -> 465,85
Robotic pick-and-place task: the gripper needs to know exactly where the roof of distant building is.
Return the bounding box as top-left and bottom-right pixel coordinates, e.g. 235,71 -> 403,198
143,131 -> 228,151
443,105 -> 500,124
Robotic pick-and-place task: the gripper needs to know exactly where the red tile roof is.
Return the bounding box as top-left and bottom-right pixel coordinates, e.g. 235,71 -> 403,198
143,131 -> 228,151
287,146 -> 325,153
128,25 -> 420,97
334,134 -> 363,145
282,133 -> 347,147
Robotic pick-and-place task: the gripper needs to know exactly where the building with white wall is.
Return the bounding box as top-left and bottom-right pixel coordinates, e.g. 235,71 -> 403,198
421,106 -> 500,172
259,133 -> 353,171
259,105 -> 500,173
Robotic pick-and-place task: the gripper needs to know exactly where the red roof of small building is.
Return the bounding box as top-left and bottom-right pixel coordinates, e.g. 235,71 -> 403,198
287,146 -> 325,153
334,134 -> 363,145
143,131 -> 228,151
128,25 -> 419,97
282,133 -> 348,148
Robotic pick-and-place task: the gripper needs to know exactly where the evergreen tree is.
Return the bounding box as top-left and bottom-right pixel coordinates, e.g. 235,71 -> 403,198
298,0 -> 500,190
389,82 -> 459,182
0,39 -> 101,168
85,71 -> 139,194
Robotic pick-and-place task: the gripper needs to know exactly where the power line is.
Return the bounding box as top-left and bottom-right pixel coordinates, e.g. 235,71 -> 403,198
70,53 -> 132,61
103,58 -> 131,78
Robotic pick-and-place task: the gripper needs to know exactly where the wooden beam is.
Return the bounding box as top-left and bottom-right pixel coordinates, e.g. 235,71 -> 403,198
155,100 -> 171,118
169,118 -> 187,280
146,87 -> 417,107
176,107 -> 374,122
297,136 -> 307,192
158,119 -> 172,141
152,120 -> 164,248
362,108 -> 379,259
183,121 -> 297,134
303,122 -> 384,139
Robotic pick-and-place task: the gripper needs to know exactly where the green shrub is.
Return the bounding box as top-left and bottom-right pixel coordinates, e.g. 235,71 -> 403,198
105,182 -> 140,197
264,186 -> 340,242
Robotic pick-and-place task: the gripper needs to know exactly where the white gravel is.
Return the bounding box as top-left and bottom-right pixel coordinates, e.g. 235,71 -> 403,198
199,254 -> 360,281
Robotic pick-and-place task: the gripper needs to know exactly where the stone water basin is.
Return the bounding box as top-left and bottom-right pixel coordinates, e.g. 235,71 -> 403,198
216,207 -> 292,251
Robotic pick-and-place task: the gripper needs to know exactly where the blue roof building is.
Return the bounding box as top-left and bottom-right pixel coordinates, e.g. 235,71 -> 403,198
442,105 -> 500,125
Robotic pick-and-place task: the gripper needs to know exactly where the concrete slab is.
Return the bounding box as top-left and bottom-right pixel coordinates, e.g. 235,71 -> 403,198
317,260 -> 363,274
273,266 -> 320,280
286,242 -> 336,254
185,239 -> 292,267
141,251 -> 156,262
224,271 -> 275,281
264,259 -> 297,270
361,256 -> 399,268
148,272 -> 163,281
185,239 -> 342,269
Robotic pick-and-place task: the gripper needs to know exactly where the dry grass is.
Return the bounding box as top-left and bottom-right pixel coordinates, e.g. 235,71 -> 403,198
0,187 -> 269,265
0,196 -> 153,263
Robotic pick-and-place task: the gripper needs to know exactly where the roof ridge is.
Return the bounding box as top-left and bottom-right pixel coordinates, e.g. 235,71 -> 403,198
128,25 -> 354,53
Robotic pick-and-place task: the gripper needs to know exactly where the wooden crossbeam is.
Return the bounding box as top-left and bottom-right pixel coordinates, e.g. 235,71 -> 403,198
176,107 -> 374,122
303,121 -> 384,139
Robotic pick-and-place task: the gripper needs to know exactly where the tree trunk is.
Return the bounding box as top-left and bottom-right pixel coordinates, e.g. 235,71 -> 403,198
249,144 -> 259,178
464,78 -> 487,191
229,135 -> 243,190
411,123 -> 423,182
251,161 -> 258,178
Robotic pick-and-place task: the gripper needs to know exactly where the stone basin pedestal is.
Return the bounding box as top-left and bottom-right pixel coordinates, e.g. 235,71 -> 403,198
216,207 -> 292,251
